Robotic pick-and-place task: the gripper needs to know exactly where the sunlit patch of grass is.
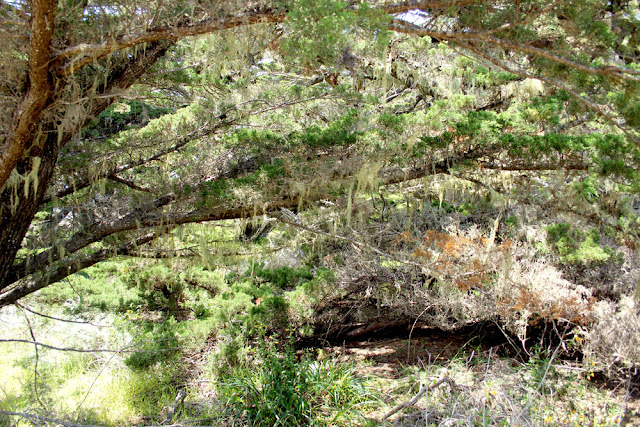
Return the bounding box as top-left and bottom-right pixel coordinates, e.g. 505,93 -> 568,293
219,334 -> 378,426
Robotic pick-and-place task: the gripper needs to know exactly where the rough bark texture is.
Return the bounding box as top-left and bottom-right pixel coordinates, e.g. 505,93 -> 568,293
0,0 -> 56,189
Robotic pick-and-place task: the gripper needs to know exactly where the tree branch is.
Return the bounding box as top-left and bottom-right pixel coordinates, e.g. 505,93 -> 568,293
388,20 -> 640,81
7,194 -> 176,284
0,230 -> 166,307
53,7 -> 287,77
107,175 -> 154,193
4,146 -> 491,294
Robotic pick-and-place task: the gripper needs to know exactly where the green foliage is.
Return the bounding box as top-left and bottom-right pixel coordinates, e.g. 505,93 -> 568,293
35,259 -> 140,312
289,110 -> 361,148
504,215 -> 520,228
281,0 -> 388,68
82,101 -> 172,139
124,264 -> 185,313
220,334 -> 372,426
198,179 -> 232,205
251,265 -> 314,289
574,176 -> 599,203
125,319 -> 180,369
377,112 -> 405,134
522,92 -> 571,125
546,223 -> 612,265
229,129 -> 286,150
259,159 -> 287,181
122,362 -> 183,419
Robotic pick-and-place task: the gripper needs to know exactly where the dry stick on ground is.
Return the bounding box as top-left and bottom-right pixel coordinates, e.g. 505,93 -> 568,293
161,390 -> 187,425
383,377 -> 458,420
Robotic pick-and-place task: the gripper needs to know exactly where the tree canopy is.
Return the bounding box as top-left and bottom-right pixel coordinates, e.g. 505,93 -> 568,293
0,0 -> 639,307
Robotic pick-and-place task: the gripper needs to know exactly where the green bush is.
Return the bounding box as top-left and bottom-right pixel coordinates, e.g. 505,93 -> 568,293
546,223 -> 611,265
251,265 -> 314,289
124,264 -> 185,313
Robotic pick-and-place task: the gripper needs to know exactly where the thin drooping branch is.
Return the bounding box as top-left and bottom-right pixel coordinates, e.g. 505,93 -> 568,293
15,302 -> 111,327
0,339 -> 178,354
0,0 -> 56,190
477,161 -> 589,172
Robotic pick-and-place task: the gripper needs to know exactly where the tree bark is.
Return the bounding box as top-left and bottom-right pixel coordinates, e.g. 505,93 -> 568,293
0,0 -> 56,189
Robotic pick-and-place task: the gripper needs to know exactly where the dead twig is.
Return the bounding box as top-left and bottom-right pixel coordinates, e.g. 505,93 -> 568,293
162,390 -> 187,425
383,376 -> 457,420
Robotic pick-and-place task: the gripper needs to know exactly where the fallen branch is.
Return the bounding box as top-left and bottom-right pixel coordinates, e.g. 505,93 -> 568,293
162,390 -> 187,425
383,377 -> 457,420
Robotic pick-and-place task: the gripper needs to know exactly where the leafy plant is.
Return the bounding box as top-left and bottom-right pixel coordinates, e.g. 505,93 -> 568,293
220,334 -> 373,426
546,223 -> 611,265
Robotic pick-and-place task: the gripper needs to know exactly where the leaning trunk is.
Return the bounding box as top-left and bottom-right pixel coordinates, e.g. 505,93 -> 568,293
0,41 -> 174,294
0,125 -> 59,290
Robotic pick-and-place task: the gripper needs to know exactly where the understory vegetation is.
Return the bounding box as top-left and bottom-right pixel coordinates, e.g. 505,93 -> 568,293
2,190 -> 639,425
2,0 -> 640,425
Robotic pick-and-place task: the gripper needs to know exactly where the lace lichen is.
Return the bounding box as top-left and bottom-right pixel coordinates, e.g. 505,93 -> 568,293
3,157 -> 42,214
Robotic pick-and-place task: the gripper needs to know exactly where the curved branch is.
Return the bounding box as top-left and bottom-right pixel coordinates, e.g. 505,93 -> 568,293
389,20 -> 640,82
0,230 -> 165,308
6,194 -> 175,284
53,7 -> 286,77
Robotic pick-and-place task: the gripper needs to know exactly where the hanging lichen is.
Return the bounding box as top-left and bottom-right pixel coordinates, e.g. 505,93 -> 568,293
3,156 -> 42,214
355,161 -> 382,195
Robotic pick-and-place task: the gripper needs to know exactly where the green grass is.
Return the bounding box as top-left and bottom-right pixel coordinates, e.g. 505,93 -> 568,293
219,334 -> 376,426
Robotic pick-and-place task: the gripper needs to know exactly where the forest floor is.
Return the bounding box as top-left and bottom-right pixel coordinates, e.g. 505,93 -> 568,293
325,331 -> 640,426
2,300 -> 639,426
180,318 -> 640,426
